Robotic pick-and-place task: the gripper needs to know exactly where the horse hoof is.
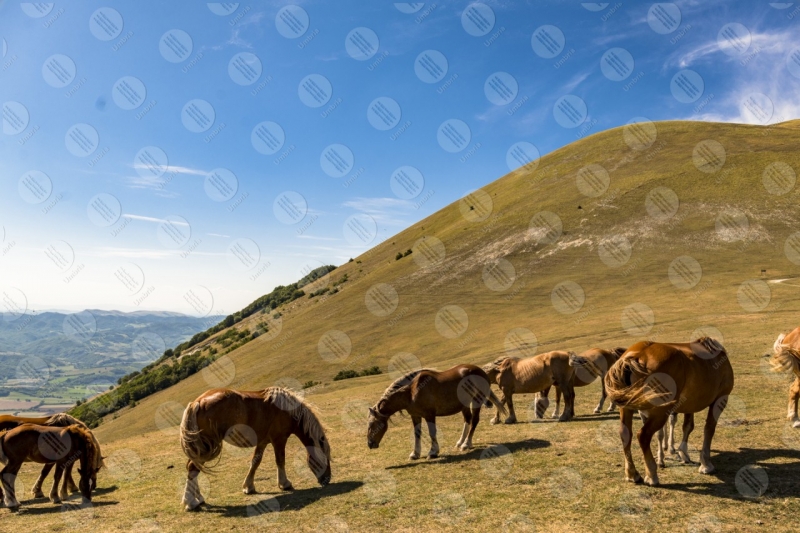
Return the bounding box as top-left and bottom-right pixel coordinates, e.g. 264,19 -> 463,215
793,420 -> 800,429
427,453 -> 439,460
593,408 -> 602,414
503,418 -> 517,425
551,414 -> 560,419
459,444 -> 472,451
243,487 -> 256,495
32,491 -> 45,499
698,465 -> 715,475
644,475 -> 659,487
626,474 -> 643,484
279,483 -> 294,491
658,461 -> 666,468
409,452 -> 420,460
51,498 -> 61,505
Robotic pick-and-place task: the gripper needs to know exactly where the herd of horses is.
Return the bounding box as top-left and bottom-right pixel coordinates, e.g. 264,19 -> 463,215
2,325 -> 800,512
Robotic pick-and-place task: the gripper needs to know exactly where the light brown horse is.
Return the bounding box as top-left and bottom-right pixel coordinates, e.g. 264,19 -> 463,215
367,365 -> 505,459
483,350 -> 577,423
179,387 -> 331,511
770,326 -> 800,428
546,347 -> 628,418
0,413 -> 103,499
604,338 -> 734,486
0,423 -> 100,508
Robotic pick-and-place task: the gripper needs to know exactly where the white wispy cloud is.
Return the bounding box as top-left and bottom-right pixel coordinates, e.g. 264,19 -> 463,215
342,197 -> 416,226
123,214 -> 191,226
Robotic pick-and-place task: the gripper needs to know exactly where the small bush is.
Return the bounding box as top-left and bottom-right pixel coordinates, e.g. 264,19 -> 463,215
302,380 -> 320,389
403,249 -> 412,257
395,252 -> 403,260
333,369 -> 359,381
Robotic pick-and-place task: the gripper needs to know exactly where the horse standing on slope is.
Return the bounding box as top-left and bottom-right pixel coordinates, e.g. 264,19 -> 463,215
366,365 -> 506,459
604,338 -> 734,486
0,423 -> 101,508
546,347 -> 628,418
770,326 -> 800,428
0,413 -> 103,500
179,387 -> 331,511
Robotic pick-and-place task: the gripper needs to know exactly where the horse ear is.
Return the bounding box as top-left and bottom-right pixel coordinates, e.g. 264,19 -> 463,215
368,407 -> 377,416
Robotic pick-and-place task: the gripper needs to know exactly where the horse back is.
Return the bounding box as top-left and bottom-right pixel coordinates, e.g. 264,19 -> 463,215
410,364 -> 490,417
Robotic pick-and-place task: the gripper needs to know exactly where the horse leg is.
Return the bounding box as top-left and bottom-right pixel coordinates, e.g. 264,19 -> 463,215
699,397 -> 726,475
656,424 -> 666,468
558,383 -> 575,422
60,461 -> 74,502
551,387 -> 562,419
504,392 -> 518,424
676,413 -> 695,464
534,387 -> 549,420
32,463 -> 53,498
66,460 -> 79,493
456,409 -> 471,449
788,377 -> 800,428
620,408 -> 641,483
668,412 -> 678,455
595,373 -> 608,413
49,463 -> 65,504
181,460 -> 204,511
490,391 -> 504,425
462,403 -> 481,450
1,462 -> 22,508
425,417 -> 439,458
242,443 -> 267,494
410,415 -> 422,460
638,411 -> 669,486
271,437 -> 293,491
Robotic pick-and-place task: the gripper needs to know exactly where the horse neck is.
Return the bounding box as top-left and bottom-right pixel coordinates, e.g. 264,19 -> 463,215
379,388 -> 410,417
288,406 -> 319,448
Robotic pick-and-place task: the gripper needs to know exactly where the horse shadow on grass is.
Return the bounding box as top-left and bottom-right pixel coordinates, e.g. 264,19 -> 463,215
655,447 -> 800,500
385,437 -> 550,470
203,480 -> 363,517
8,500 -> 118,516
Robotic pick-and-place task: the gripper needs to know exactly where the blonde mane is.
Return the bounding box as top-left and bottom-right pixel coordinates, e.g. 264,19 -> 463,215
263,387 -> 328,447
46,413 -> 87,428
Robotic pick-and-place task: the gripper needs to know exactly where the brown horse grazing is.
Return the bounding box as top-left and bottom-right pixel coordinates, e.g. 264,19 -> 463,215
0,413 -> 103,499
179,387 -> 331,511
0,423 -> 100,508
546,347 -> 628,418
483,350 -> 577,423
367,365 -> 505,459
604,338 -> 734,486
770,326 -> 800,428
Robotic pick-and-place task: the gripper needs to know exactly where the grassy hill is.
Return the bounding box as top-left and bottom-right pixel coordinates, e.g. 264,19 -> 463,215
5,120 -> 800,531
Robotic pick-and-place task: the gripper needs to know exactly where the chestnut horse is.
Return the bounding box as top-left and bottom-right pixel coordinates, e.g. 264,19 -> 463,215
179,387 -> 331,511
604,338 -> 734,486
770,325 -> 800,428
0,423 -> 100,508
367,365 -> 505,459
546,347 -> 628,418
0,413 -> 103,499
483,350 -> 577,423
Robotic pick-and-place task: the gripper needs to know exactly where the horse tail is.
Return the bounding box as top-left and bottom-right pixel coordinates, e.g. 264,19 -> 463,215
773,333 -> 787,354
604,355 -> 675,410
485,389 -> 507,417
771,344 -> 800,376
179,401 -> 221,475
0,429 -> 7,465
482,356 -> 512,384
612,347 -> 627,358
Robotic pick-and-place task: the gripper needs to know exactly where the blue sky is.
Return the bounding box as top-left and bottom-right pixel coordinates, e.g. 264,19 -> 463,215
1,1 -> 799,316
